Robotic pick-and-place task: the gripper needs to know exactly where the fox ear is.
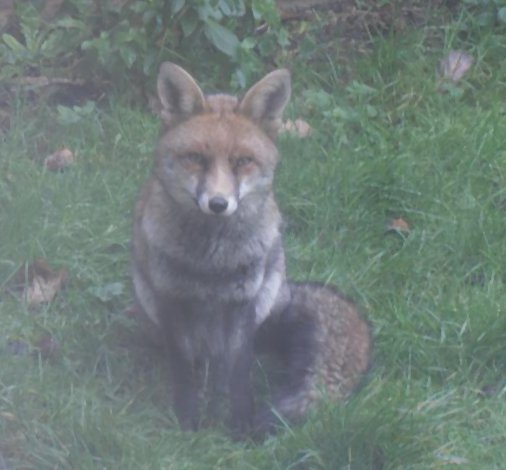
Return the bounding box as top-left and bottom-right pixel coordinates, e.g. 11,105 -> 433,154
239,69 -> 291,138
157,62 -> 206,127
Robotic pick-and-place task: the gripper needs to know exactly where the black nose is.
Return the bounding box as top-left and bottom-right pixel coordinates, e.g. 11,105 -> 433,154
208,196 -> 229,214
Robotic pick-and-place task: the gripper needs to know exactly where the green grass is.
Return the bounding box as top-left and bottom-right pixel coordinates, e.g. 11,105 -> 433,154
2,13 -> 506,470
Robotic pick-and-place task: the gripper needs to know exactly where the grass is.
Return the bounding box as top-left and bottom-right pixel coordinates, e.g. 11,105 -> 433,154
2,10 -> 506,469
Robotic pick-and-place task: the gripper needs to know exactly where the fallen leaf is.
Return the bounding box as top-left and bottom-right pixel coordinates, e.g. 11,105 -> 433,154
147,92 -> 162,116
280,119 -> 312,138
479,383 -> 504,398
44,147 -> 75,171
124,302 -> 142,319
25,271 -> 68,306
435,453 -> 470,465
386,217 -> 411,234
438,50 -> 474,83
34,335 -> 61,359
110,0 -> 131,7
11,259 -> 69,306
0,0 -> 15,30
40,0 -> 65,20
5,339 -> 29,356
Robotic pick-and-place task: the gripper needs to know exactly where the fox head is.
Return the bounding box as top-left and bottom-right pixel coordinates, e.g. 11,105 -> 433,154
154,62 -> 291,217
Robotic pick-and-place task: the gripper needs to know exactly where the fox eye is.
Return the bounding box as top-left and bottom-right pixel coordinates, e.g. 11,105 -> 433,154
180,153 -> 207,170
234,156 -> 255,170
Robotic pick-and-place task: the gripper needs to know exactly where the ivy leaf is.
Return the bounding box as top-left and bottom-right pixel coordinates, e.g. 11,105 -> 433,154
56,16 -> 88,31
498,7 -> 506,23
346,80 -> 377,97
88,282 -> 124,303
2,33 -> 26,52
171,0 -> 186,15
119,45 -> 137,68
204,19 -> 239,58
57,101 -> 96,125
181,10 -> 198,37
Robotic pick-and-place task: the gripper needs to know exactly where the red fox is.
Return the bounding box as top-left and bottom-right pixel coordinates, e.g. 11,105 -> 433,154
131,62 -> 372,437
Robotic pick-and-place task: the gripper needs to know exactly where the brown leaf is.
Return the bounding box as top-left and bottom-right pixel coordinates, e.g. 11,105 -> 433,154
40,0 -> 65,20
386,217 -> 411,234
124,302 -> 142,319
44,147 -> 75,171
479,383 -> 502,398
435,453 -> 470,465
0,0 -> 15,30
147,92 -> 162,117
110,0 -> 131,7
6,339 -> 29,356
34,335 -> 61,359
439,50 -> 474,83
12,259 -> 68,306
280,119 -> 312,138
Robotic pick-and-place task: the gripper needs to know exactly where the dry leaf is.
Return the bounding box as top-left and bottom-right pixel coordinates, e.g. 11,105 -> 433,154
479,383 -> 503,398
110,0 -> 131,6
439,50 -> 474,83
280,119 -> 312,138
124,302 -> 142,319
40,0 -> 65,20
44,147 -> 75,171
34,335 -> 61,359
0,0 -> 15,30
386,217 -> 411,234
12,259 -> 69,306
435,453 -> 470,465
147,92 -> 162,116
25,272 -> 68,306
6,339 -> 29,356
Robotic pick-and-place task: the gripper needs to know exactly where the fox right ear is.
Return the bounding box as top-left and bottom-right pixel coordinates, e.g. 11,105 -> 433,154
157,62 -> 206,127
239,69 -> 291,139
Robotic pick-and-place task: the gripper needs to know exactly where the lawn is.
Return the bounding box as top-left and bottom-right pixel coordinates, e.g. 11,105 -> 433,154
1,7 -> 506,469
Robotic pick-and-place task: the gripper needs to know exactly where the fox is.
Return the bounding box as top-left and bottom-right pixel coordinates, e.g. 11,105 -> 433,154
131,62 -> 372,437
132,62 -> 292,433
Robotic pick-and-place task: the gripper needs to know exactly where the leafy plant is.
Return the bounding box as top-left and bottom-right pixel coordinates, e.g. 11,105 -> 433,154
0,0 -> 288,98
462,0 -> 506,26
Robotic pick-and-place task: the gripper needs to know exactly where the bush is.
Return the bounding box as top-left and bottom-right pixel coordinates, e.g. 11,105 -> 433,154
0,0 -> 287,98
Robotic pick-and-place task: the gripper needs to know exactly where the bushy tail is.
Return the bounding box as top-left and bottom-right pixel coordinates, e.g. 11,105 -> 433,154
253,282 -> 373,436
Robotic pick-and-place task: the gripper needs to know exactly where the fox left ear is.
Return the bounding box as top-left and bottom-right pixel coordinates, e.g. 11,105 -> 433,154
157,62 -> 206,127
239,69 -> 291,139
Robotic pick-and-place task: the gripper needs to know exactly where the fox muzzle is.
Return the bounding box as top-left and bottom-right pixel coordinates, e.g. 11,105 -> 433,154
197,193 -> 238,216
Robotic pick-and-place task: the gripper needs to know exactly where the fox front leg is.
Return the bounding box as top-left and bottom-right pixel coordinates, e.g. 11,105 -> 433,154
226,308 -> 256,436
206,358 -> 229,423
166,342 -> 201,431
229,344 -> 255,436
159,301 -> 202,432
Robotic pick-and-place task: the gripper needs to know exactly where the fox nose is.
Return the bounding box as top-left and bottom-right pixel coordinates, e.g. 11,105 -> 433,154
208,196 -> 229,214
